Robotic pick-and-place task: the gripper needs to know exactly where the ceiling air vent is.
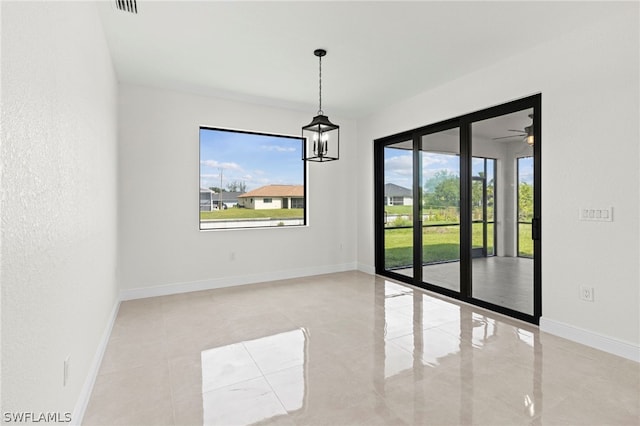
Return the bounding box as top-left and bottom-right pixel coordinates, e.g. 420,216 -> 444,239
116,0 -> 137,14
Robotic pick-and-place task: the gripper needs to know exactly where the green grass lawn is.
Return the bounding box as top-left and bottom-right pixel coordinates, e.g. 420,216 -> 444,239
200,208 -> 303,220
384,222 -> 534,269
519,223 -> 533,257
384,225 -> 461,268
384,205 -> 413,215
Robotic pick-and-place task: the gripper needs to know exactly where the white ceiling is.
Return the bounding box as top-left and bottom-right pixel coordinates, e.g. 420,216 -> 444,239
98,1 -> 620,119
473,108 -> 533,141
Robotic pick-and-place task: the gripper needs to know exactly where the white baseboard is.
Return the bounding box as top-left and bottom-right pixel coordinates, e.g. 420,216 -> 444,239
120,262 -> 358,301
71,300 -> 120,425
357,263 -> 375,275
540,317 -> 640,362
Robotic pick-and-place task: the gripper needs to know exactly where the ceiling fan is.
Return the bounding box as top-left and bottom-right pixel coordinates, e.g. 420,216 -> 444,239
492,114 -> 534,146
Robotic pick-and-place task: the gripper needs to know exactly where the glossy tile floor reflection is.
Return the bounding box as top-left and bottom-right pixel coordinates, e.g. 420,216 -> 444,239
83,271 -> 640,425
396,257 -> 534,314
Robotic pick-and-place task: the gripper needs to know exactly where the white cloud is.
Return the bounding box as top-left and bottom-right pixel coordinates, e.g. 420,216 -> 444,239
201,159 -> 243,171
422,153 -> 450,166
260,145 -> 296,153
384,154 -> 413,176
384,152 -> 461,189
422,167 -> 459,180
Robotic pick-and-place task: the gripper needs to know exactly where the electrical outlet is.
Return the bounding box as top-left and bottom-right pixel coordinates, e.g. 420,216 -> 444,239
63,355 -> 71,386
580,286 -> 594,302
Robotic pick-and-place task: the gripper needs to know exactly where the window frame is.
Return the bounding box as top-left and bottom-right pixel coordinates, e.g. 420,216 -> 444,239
199,126 -> 307,231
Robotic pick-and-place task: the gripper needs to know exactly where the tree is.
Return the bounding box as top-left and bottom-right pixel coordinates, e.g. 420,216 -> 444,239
472,180 -> 483,209
226,180 -> 247,193
424,170 -> 457,193
518,182 -> 533,221
423,170 -> 460,208
434,178 -> 459,208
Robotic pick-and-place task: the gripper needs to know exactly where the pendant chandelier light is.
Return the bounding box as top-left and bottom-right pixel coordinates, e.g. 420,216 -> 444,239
302,49 -> 339,162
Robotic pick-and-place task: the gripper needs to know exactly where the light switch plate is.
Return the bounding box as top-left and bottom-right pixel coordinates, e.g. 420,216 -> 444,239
579,207 -> 613,222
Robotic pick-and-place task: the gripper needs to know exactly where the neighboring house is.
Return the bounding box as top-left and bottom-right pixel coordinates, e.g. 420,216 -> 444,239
200,187 -> 216,211
200,188 -> 244,211
385,183 -> 413,206
217,191 -> 243,209
238,184 -> 304,210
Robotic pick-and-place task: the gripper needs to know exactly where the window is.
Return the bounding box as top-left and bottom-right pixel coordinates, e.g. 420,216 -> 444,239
517,156 -> 533,257
200,127 -> 306,230
291,198 -> 304,209
472,157 -> 497,257
391,196 -> 404,206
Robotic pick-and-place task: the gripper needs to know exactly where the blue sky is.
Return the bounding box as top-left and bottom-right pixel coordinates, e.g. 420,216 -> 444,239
200,128 -> 303,191
518,157 -> 534,184
384,148 -> 533,189
384,149 -> 461,190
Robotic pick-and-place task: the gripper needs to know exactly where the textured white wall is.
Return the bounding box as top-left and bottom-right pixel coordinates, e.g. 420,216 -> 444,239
356,7 -> 639,346
1,1 -> 118,417
117,84 -> 357,293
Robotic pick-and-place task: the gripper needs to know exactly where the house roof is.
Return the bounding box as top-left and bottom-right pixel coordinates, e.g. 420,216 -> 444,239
218,191 -> 244,202
385,183 -> 412,197
238,185 -> 304,198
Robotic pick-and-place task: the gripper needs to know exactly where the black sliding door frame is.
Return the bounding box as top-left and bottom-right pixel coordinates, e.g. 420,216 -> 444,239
374,94 -> 542,324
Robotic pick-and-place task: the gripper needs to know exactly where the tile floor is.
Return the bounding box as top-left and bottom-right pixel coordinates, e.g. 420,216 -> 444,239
397,257 -> 534,314
83,271 -> 640,425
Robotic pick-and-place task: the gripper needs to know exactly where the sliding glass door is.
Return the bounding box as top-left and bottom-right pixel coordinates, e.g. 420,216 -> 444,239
470,108 -> 536,315
382,139 -> 414,278
375,95 -> 541,324
420,129 -> 460,293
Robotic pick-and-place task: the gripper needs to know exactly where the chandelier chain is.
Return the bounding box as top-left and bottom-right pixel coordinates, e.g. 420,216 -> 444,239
318,54 -> 323,115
